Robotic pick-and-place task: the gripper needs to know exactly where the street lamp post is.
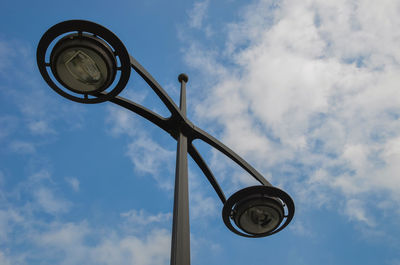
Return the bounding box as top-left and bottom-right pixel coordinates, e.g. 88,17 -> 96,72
170,73 -> 190,265
37,20 -> 295,265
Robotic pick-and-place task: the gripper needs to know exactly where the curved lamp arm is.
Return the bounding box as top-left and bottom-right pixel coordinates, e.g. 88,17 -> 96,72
109,96 -> 170,132
129,53 -> 272,188
191,126 -> 272,187
106,93 -> 228,203
107,52 -> 272,204
187,144 -> 227,203
129,55 -> 185,121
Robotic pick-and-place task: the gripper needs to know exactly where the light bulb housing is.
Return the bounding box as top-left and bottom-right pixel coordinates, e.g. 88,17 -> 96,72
233,196 -> 284,235
50,33 -> 117,94
222,185 -> 295,238
37,20 -> 131,104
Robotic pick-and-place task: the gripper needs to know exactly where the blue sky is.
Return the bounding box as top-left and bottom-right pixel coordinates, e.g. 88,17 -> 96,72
1,0 -> 400,264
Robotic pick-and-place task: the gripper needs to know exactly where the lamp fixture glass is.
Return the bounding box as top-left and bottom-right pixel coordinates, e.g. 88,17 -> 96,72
233,197 -> 284,235
50,33 -> 117,94
223,185 -> 294,237
65,50 -> 102,84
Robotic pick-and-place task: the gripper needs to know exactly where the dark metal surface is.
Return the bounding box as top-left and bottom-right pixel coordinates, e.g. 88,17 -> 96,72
170,75 -> 191,265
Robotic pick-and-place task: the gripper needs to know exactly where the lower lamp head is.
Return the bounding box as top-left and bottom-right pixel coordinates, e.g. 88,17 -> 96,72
233,196 -> 284,235
222,185 -> 294,238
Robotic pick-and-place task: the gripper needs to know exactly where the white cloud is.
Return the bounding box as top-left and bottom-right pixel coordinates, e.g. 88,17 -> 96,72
0,168 -> 171,265
106,106 -> 175,190
0,209 -> 172,265
106,106 -> 138,137
188,0 -> 210,29
9,140 -> 36,154
0,39 -> 30,75
32,221 -> 171,265
0,209 -> 24,242
91,229 -> 171,265
126,136 -> 175,190
65,177 -> 80,192
5,170 -> 71,216
344,199 -> 376,227
0,37 -> 86,139
0,171 -> 4,187
0,115 -> 18,139
182,0 -> 400,227
0,251 -> 13,265
33,187 -> 71,215
121,209 -> 171,226
28,169 -> 52,183
35,221 -> 90,248
187,170 -> 220,220
190,191 -> 218,220
28,120 -> 56,135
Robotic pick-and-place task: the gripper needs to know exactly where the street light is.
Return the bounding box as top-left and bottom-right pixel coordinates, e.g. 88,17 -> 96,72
37,20 -> 295,264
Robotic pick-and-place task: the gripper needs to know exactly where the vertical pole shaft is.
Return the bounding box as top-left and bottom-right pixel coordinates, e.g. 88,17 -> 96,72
170,74 -> 190,265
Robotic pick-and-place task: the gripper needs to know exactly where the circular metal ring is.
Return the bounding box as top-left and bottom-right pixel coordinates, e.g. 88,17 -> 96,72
222,185 -> 295,238
37,20 -> 131,104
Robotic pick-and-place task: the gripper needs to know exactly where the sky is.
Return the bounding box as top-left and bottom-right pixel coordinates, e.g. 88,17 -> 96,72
0,0 -> 400,264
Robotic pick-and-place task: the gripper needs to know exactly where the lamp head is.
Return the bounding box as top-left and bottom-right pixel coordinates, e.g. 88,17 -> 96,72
50,33 -> 117,94
222,185 -> 294,238
233,196 -> 284,235
36,20 -> 131,104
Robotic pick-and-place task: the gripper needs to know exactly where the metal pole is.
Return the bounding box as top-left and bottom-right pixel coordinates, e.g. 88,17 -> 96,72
170,73 -> 190,265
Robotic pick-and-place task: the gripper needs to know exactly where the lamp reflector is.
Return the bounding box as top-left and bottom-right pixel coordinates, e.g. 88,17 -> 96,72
236,200 -> 283,235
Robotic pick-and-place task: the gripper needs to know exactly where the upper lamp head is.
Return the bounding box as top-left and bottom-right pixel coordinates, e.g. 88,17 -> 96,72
50,33 -> 117,94
222,185 -> 295,238
37,20 -> 131,103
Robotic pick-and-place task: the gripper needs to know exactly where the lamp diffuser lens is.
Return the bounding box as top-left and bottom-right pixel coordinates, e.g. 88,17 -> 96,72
65,50 -> 102,84
49,33 -> 118,95
55,47 -> 108,93
223,185 -> 294,237
238,204 -> 282,234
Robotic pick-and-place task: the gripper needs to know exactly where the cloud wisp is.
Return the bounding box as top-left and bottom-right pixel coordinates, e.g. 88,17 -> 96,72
188,0 -> 210,29
106,106 -> 176,191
